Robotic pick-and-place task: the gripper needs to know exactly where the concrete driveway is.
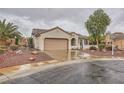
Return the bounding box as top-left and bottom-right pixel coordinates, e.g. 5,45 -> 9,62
3,60 -> 124,84
1,49 -> 124,83
0,49 -> 98,78
0,50 -> 89,83
44,50 -> 89,62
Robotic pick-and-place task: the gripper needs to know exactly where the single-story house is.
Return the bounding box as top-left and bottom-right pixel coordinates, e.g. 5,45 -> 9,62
32,26 -> 89,51
105,32 -> 124,49
0,37 -> 28,46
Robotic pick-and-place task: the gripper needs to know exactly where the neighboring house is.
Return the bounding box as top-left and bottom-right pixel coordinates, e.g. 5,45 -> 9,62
32,26 -> 89,51
105,32 -> 124,49
0,40 -> 6,45
18,37 -> 28,46
0,38 -> 17,46
0,30 -> 28,47
2,37 -> 28,46
105,32 -> 112,45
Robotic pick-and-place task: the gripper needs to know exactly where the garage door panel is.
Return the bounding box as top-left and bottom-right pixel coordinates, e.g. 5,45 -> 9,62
44,38 -> 68,50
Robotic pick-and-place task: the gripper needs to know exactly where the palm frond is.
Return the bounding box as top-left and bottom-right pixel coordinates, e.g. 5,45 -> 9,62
0,19 -> 22,40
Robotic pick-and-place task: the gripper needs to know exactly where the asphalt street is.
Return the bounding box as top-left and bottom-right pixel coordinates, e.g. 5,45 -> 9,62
3,60 -> 124,84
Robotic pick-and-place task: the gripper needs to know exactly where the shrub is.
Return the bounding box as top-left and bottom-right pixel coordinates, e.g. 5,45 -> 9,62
89,46 -> 97,50
10,45 -> 18,51
98,44 -> 105,51
28,37 -> 34,48
15,37 -> 19,45
105,45 -> 112,51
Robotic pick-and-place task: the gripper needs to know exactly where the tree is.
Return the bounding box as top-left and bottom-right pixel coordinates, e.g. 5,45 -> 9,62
28,37 -> 34,48
0,19 -> 22,39
85,9 -> 111,49
0,19 -> 22,45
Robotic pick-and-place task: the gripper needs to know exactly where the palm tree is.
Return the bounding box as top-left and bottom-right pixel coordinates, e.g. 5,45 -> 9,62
0,19 -> 22,45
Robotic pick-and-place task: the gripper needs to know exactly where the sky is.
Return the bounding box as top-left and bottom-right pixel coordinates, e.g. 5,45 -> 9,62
0,8 -> 124,37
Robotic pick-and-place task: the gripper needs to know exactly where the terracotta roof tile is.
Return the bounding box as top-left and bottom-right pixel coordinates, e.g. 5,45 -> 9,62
111,32 -> 124,39
32,26 -> 71,37
32,26 -> 88,39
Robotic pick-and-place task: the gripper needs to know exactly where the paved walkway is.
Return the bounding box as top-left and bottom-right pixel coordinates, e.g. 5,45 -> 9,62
2,60 -> 124,84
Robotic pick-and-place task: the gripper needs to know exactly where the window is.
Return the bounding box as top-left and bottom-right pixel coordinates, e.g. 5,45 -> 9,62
71,38 -> 76,46
84,39 -> 88,45
80,39 -> 83,46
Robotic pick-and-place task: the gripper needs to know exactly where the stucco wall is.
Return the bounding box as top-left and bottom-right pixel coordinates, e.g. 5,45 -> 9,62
0,40 -> 6,45
114,39 -> 124,49
71,33 -> 80,49
32,28 -> 86,50
33,28 -> 72,50
41,28 -> 71,39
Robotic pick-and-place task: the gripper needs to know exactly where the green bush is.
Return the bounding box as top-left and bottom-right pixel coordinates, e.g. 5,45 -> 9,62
28,37 -> 34,48
98,44 -> 105,51
15,37 -> 19,45
89,46 -> 97,50
105,45 -> 112,51
10,45 -> 18,51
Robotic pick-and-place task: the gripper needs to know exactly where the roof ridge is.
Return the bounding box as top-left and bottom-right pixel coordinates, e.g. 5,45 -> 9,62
32,26 -> 87,37
32,26 -> 71,37
32,28 -> 48,31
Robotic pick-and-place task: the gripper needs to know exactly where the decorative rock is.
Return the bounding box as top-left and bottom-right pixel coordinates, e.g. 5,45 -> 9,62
16,50 -> 23,54
102,49 -> 106,52
29,57 -> 35,61
91,50 -> 95,52
31,51 -> 39,55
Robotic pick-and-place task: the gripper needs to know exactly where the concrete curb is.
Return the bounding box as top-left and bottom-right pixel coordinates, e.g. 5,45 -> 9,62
0,59 -> 92,83
1,57 -> 124,83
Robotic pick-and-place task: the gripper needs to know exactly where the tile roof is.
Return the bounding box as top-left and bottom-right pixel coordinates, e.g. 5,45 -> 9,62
32,26 -> 71,37
32,28 -> 48,37
32,26 -> 88,39
112,33 -> 124,39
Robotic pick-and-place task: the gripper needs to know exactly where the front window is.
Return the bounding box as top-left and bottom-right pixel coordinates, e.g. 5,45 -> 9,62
80,39 -> 83,46
71,38 -> 76,46
84,39 -> 88,45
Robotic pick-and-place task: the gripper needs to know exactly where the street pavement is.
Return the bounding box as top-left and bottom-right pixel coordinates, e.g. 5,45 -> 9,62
2,60 -> 124,84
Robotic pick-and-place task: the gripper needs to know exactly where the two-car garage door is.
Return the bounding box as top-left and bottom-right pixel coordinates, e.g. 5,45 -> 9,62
44,38 -> 68,50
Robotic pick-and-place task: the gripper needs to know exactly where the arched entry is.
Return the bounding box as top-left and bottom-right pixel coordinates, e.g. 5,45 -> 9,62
71,38 -> 76,46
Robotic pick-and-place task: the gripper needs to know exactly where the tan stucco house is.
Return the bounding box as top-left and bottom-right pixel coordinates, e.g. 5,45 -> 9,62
32,26 -> 89,51
105,32 -> 124,49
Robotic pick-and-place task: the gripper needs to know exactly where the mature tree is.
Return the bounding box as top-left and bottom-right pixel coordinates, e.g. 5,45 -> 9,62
0,19 -> 22,41
85,9 -> 111,48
